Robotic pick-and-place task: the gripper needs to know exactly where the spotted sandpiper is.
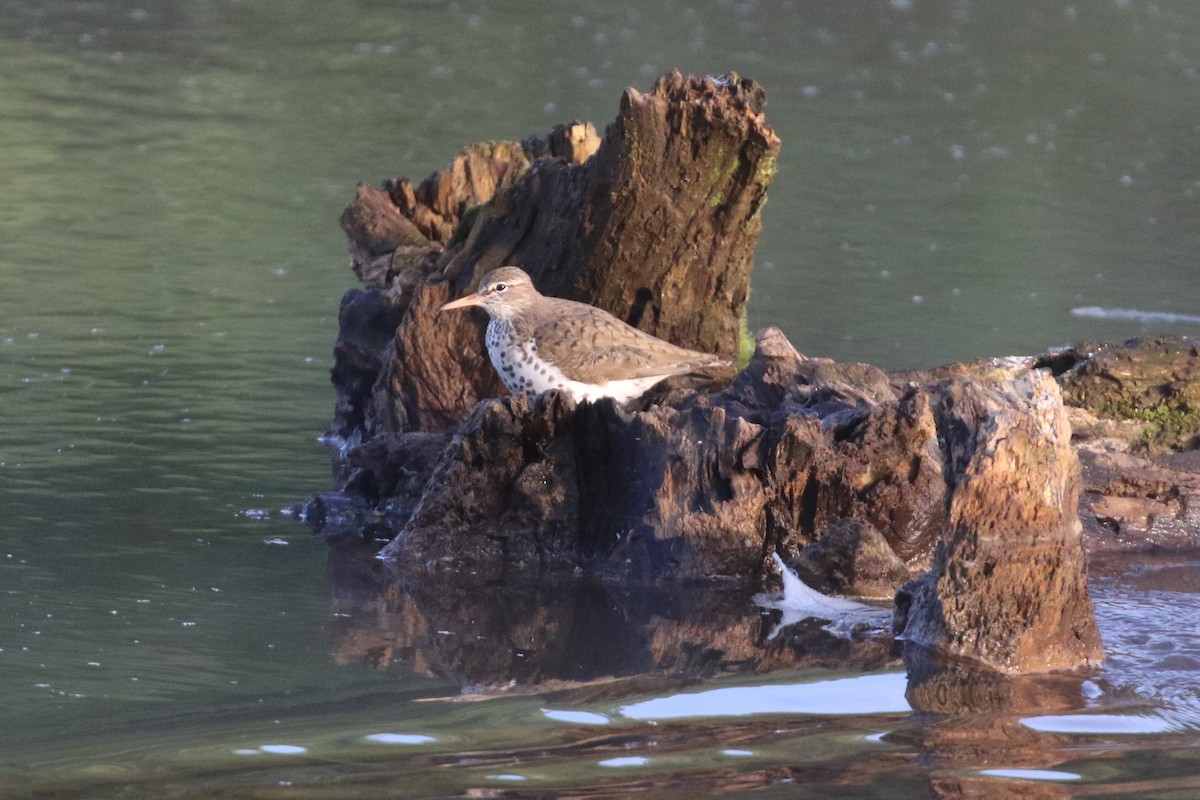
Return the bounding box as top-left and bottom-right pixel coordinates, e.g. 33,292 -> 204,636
439,266 -> 731,405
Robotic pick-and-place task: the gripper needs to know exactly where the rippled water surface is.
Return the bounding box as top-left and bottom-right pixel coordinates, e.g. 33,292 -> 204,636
3,1 -> 1200,796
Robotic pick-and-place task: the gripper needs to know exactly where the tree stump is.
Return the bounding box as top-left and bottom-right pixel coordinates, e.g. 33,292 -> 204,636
312,73 -> 1107,674
331,71 -> 778,437
893,371 -> 1104,673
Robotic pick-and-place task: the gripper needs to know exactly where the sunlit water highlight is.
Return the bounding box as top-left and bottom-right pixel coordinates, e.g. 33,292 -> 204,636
620,673 -> 911,720
979,768 -> 1082,782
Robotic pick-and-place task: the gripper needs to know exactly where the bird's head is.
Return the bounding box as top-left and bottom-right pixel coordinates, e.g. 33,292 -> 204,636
439,266 -> 538,321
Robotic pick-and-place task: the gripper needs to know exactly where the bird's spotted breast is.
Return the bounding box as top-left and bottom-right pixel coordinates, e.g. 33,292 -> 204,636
457,273 -> 727,404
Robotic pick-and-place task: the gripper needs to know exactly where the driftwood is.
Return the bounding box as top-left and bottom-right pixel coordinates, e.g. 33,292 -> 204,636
306,72 -> 1128,673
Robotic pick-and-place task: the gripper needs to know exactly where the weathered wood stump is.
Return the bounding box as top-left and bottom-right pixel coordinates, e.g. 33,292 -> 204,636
892,371 -> 1104,673
330,71 -> 777,438
1036,337 -> 1200,554
310,72 -> 1111,673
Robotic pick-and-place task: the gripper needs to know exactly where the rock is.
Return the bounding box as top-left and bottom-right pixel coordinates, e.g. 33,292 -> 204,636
383,391 -> 588,571
1075,441 -> 1200,551
373,327 -> 957,583
369,326 -> 1102,643
893,371 -> 1104,673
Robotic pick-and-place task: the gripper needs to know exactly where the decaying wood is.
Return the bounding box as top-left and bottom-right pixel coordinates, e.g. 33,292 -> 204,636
332,71 -> 778,435
893,372 -> 1104,673
311,72 -> 1130,674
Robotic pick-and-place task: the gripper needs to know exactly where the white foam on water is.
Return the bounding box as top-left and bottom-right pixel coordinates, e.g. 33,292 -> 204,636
755,554 -> 892,638
1071,306 -> 1200,324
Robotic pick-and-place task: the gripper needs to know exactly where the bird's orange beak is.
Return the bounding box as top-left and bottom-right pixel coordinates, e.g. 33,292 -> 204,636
439,292 -> 483,312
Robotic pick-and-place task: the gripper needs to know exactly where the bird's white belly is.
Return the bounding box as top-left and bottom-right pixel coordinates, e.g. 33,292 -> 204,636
485,325 -> 662,404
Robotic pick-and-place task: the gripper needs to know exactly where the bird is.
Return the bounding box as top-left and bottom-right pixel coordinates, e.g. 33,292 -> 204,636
439,266 -> 731,405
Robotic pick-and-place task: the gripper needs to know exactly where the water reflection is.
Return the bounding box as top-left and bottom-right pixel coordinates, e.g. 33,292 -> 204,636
316,546 -> 1200,798
324,544 -> 899,690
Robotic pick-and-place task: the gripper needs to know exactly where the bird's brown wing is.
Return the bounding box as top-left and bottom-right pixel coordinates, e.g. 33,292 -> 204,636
531,300 -> 728,384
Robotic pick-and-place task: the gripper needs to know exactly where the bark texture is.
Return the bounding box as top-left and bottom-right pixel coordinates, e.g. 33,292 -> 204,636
1034,336 -> 1200,552
377,327 -> 951,582
311,72 -> 1115,674
893,372 -> 1104,673
330,71 -> 777,437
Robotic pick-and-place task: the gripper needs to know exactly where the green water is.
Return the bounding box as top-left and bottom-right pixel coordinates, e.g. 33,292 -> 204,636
3,1 -> 1200,796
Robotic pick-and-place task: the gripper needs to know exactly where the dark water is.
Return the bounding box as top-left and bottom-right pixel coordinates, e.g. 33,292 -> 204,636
3,1 -> 1200,796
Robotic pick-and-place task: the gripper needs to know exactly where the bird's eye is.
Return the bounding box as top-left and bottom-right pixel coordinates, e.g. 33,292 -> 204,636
494,283 -> 507,292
